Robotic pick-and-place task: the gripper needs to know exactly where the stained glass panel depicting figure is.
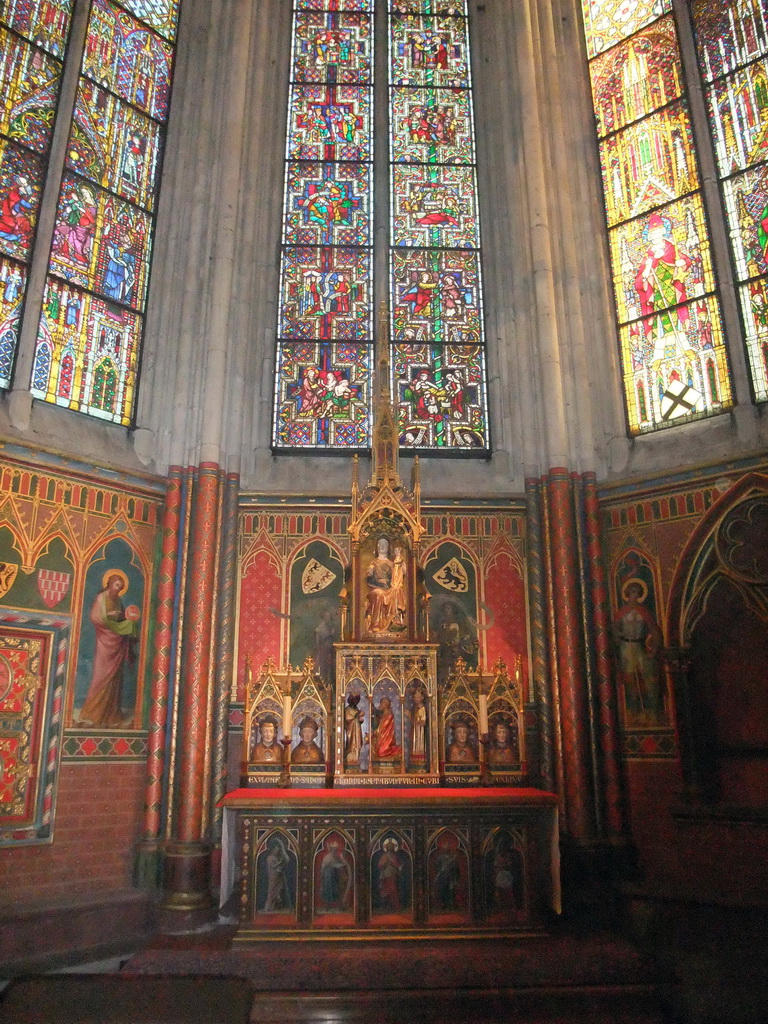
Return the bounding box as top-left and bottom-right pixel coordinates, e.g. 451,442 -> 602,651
588,17 -> 682,138
292,11 -> 372,85
608,197 -> 715,325
49,174 -> 152,310
2,0 -> 73,58
394,343 -> 488,449
391,165 -> 478,248
273,341 -> 372,449
738,278 -> 768,400
283,162 -> 371,247
0,139 -> 43,260
0,26 -> 63,153
580,0 -> 672,60
120,0 -> 179,41
692,0 -> 768,83
83,0 -> 174,122
279,247 -> 371,341
722,164 -> 768,280
69,81 -> 161,210
392,250 -> 481,346
706,61 -> 768,177
32,279 -> 141,423
0,256 -> 26,387
289,84 -> 372,162
390,87 -> 473,164
619,292 -> 730,432
391,2 -> 468,15
389,14 -> 470,90
599,102 -> 698,227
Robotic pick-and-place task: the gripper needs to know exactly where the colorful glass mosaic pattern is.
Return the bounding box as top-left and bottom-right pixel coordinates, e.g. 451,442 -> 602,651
389,0 -> 488,450
31,0 -> 179,425
274,1 -> 373,450
0,1 -> 72,392
581,0 -> 673,60
581,3 -> 732,432
0,256 -> 26,388
1,0 -> 73,57
393,342 -> 487,448
694,1 -> 768,401
274,341 -> 372,447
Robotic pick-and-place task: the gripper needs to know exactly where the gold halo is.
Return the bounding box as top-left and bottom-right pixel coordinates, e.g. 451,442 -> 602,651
621,577 -> 648,603
102,568 -> 129,592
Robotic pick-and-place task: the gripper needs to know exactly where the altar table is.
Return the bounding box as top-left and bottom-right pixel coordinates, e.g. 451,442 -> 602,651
220,787 -> 559,939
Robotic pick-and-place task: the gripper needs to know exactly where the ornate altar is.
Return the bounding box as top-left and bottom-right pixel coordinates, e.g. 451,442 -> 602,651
242,316 -> 526,788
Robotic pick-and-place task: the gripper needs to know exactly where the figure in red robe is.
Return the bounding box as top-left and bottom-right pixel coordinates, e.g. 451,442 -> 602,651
372,696 -> 401,759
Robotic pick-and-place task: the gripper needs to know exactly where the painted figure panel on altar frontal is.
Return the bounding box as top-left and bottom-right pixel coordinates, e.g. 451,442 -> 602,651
255,831 -> 298,922
361,533 -> 410,639
394,344 -> 487,450
284,162 -> 372,248
0,25 -> 63,155
0,256 -> 27,388
707,60 -> 768,178
390,86 -> 473,164
84,0 -> 175,122
3,0 -> 74,58
343,684 -> 370,771
32,281 -> 142,425
482,828 -> 525,924
692,0 -> 768,84
69,81 -> 162,211
72,538 -> 144,729
289,83 -> 371,162
612,550 -> 669,727
369,830 -> 413,923
274,341 -> 372,449
313,829 -> 355,923
370,678 -> 403,770
391,165 -> 479,250
0,529 -> 73,614
278,247 -> 371,341
427,828 -> 470,922
289,540 -> 344,685
599,101 -> 698,228
390,14 -> 470,90
588,17 -> 682,138
580,0 -> 672,60
0,139 -> 44,262
292,10 -> 372,84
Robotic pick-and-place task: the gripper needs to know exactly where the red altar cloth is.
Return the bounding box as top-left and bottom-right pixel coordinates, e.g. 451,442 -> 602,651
221,787 -> 557,807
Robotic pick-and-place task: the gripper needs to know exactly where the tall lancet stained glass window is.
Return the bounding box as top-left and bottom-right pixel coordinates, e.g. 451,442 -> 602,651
692,1 -> 768,403
30,0 -> 180,425
389,0 -> 488,451
273,0 -> 374,451
581,0 -> 733,432
0,1 -> 74,389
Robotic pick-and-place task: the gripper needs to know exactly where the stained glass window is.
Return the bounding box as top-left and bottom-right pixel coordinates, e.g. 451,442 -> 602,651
582,4 -> 733,432
30,0 -> 180,424
389,0 -> 488,451
692,0 -> 768,402
273,0 -> 374,451
0,1 -> 73,388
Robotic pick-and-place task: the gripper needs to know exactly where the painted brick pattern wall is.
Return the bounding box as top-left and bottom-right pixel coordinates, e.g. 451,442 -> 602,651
0,763 -> 144,904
